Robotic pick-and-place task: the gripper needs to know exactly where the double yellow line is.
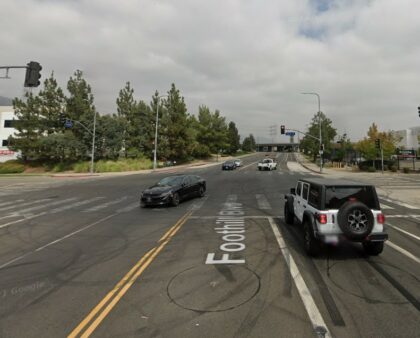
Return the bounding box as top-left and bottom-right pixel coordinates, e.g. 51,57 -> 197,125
68,211 -> 192,338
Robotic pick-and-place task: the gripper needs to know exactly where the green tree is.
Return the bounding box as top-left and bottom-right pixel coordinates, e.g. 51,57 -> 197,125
242,134 -> 256,152
194,105 -> 228,154
300,112 -> 337,161
355,123 -> 400,160
8,92 -> 42,161
66,70 -> 96,160
333,133 -> 353,162
159,84 -> 194,161
96,114 -> 125,160
227,121 -> 240,154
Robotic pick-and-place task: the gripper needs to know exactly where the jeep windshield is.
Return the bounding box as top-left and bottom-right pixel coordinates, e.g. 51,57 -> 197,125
325,186 -> 379,209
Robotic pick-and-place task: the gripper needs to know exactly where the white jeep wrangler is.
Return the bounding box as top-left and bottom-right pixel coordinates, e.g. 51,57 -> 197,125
284,178 -> 388,256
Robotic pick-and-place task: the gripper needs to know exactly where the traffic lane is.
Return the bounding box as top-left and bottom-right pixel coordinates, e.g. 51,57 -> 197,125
279,218 -> 420,338
0,201 -> 197,338
87,216 -> 316,338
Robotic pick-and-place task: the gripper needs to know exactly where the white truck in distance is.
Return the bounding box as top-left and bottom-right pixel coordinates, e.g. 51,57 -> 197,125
258,158 -> 277,171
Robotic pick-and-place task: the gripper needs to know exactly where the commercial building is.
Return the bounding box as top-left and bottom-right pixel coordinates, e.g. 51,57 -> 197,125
0,106 -> 18,162
392,126 -> 420,151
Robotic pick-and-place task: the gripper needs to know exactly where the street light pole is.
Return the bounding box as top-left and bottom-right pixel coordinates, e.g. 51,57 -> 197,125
302,92 -> 323,173
153,95 -> 168,170
90,111 -> 97,174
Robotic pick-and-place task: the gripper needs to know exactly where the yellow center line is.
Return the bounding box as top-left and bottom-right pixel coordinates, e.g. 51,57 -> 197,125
68,211 -> 192,338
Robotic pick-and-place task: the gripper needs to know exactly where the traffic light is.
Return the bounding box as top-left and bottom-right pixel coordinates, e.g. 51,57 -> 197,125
375,138 -> 381,149
320,144 -> 324,151
418,106 -> 420,118
59,113 -> 66,124
280,125 -> 285,134
24,61 -> 42,87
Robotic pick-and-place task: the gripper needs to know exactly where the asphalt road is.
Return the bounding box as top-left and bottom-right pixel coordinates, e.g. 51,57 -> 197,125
0,153 -> 419,338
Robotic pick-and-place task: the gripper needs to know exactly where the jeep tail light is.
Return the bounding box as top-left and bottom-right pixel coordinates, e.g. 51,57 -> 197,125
377,213 -> 385,224
318,214 -> 328,224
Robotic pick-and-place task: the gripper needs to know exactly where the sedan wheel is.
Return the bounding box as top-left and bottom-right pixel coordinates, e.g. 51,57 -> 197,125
198,186 -> 205,197
171,193 -> 180,206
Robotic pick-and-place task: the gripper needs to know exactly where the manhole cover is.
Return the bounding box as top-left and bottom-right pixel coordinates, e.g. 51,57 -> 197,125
167,265 -> 260,312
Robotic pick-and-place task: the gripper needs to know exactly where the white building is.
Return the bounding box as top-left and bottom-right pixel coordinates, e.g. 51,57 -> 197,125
0,106 -> 18,162
392,126 -> 420,151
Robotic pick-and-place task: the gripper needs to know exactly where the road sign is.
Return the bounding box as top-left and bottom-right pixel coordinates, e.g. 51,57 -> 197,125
285,132 -> 295,136
64,119 -> 73,128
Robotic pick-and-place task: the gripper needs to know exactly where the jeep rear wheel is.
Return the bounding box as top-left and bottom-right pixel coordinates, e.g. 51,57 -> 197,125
363,241 -> 384,256
337,201 -> 374,240
303,220 -> 321,256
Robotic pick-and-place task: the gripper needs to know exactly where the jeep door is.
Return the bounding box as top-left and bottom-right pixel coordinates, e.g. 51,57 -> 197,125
300,182 -> 310,217
294,181 -> 303,221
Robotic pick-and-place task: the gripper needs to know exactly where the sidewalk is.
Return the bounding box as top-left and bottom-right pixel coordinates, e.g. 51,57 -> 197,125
293,152 -> 420,209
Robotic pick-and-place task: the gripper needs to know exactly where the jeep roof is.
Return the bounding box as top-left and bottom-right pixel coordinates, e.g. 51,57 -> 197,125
298,178 -> 374,187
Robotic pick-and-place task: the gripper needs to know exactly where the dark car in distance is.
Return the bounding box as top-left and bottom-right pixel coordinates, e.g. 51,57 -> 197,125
222,161 -> 236,170
140,175 -> 206,207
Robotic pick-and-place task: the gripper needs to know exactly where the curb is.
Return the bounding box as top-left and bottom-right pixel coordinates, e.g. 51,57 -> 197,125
294,154 -> 323,174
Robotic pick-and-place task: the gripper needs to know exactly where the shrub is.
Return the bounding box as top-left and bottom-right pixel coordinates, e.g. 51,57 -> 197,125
52,162 -> 74,172
403,167 -> 410,174
390,166 -> 398,172
73,162 -> 90,173
367,166 -> 376,172
0,161 -> 25,174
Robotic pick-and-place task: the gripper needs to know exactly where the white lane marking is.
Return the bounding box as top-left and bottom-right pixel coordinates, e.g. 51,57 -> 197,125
380,197 -> 418,210
278,171 -> 284,175
268,218 -> 332,338
116,202 -> 140,213
188,195 -> 209,211
0,199 -> 24,207
387,224 -> 420,242
83,196 -> 128,212
256,194 -> 271,210
386,215 -> 420,218
238,161 -> 258,171
189,215 -> 283,219
0,212 -> 47,229
0,213 -> 118,270
0,253 -> 32,270
35,213 -> 117,253
227,194 -> 237,203
386,241 -> 420,264
17,197 -> 78,215
49,197 -> 105,214
380,203 -> 394,210
1,198 -> 51,212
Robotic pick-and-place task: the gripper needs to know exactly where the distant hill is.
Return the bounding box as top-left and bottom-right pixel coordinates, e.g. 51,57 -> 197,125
0,96 -> 13,106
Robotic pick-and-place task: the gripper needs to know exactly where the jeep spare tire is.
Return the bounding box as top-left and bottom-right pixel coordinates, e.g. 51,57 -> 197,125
337,201 -> 374,240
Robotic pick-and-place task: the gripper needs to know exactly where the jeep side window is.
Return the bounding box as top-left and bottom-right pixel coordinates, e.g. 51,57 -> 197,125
308,185 -> 320,208
302,183 -> 309,201
296,182 -> 302,196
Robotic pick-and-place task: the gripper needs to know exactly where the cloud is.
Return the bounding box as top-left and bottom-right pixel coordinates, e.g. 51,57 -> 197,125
1,0 -> 420,141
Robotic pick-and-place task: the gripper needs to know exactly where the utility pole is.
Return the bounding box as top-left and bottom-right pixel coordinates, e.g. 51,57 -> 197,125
153,94 -> 168,170
302,92 -> 323,173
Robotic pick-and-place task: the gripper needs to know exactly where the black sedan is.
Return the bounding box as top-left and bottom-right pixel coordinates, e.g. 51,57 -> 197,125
140,175 -> 206,207
222,161 -> 236,170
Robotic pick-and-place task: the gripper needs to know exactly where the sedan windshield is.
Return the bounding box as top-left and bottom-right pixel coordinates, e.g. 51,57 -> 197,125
157,176 -> 184,187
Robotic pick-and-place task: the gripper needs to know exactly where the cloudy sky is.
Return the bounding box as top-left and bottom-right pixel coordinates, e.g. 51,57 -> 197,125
1,0 -> 420,141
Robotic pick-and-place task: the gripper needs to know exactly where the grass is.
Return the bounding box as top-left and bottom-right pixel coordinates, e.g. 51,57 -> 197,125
0,160 -> 25,174
74,158 -> 153,173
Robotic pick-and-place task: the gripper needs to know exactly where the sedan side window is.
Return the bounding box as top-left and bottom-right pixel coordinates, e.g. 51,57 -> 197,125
183,176 -> 191,185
